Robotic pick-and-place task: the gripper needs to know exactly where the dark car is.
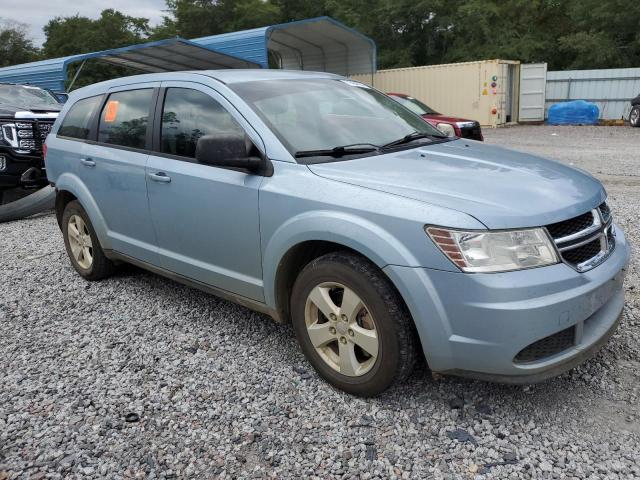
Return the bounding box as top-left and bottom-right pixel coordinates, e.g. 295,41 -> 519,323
387,92 -> 483,141
630,93 -> 640,127
0,83 -> 61,202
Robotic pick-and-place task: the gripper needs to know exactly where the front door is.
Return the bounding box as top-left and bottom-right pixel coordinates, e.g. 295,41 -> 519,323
146,82 -> 265,301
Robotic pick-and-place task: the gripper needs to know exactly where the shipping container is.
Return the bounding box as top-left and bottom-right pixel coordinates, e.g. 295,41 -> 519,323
352,59 -> 520,127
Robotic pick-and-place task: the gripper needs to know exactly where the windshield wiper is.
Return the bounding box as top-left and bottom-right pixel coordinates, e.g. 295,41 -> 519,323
381,131 -> 447,149
294,143 -> 380,159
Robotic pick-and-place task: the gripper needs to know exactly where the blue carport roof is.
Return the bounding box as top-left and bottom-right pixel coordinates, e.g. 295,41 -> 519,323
0,17 -> 376,92
193,16 -> 376,75
0,38 -> 259,92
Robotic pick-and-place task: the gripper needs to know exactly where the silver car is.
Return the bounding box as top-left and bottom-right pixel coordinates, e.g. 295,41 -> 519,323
45,70 -> 630,396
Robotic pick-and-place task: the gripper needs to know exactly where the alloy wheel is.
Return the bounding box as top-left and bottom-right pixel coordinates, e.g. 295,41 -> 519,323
67,214 -> 93,269
304,282 -> 379,376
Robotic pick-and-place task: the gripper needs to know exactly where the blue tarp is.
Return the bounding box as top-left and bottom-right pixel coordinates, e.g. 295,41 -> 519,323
547,100 -> 599,125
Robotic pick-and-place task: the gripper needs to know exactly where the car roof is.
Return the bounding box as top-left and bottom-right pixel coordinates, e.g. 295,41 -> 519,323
67,69 -> 345,99
202,69 -> 343,84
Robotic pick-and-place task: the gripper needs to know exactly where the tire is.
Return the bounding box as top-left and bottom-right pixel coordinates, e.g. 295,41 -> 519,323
290,251 -> 419,396
0,185 -> 55,223
62,200 -> 115,280
630,105 -> 640,127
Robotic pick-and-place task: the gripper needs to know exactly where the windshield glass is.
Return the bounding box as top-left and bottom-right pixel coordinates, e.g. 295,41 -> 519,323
230,78 -> 445,158
390,95 -> 438,115
0,84 -> 60,108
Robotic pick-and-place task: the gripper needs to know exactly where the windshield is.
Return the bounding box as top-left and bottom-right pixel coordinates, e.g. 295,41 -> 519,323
0,84 -> 60,108
230,78 -> 446,158
389,95 -> 438,115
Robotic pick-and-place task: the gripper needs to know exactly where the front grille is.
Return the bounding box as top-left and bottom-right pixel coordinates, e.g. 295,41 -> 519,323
1,119 -> 54,154
562,238 -> 602,265
599,202 -> 611,223
546,211 -> 594,239
514,326 -> 575,363
459,122 -> 483,141
545,202 -> 614,272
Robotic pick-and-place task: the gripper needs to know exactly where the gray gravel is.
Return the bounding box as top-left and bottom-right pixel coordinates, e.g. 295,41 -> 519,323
1,125 -> 639,479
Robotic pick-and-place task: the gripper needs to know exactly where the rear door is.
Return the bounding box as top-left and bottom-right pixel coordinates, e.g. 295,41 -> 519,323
81,83 -> 159,263
145,81 -> 265,301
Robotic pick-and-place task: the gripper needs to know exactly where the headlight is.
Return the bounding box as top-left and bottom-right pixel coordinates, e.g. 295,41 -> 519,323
1,124 -> 19,148
436,123 -> 456,137
426,227 -> 559,273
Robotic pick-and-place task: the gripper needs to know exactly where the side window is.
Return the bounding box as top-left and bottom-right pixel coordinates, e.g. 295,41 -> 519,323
98,89 -> 153,149
58,96 -> 101,140
160,88 -> 244,160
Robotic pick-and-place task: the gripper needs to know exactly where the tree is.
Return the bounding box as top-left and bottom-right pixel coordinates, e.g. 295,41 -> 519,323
151,0 -> 280,39
0,19 -> 40,67
557,0 -> 640,69
43,9 -> 149,57
43,9 -> 150,89
26,0 -> 640,82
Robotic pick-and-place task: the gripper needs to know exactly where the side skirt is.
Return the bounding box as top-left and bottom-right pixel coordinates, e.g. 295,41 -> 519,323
104,249 -> 281,323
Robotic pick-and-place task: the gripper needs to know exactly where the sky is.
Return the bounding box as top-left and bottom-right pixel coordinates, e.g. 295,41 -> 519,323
1,0 -> 167,45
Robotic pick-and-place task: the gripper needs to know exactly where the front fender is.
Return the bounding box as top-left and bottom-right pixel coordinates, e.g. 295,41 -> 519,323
262,209 -> 420,310
55,172 -> 111,250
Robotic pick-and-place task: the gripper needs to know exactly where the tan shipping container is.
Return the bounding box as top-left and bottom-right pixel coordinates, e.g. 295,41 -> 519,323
352,59 -> 520,127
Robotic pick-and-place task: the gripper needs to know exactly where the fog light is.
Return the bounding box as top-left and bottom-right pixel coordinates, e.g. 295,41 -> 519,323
0,155 -> 6,171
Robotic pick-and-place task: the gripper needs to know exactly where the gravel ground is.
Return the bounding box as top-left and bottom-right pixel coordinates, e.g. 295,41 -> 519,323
1,125 -> 639,479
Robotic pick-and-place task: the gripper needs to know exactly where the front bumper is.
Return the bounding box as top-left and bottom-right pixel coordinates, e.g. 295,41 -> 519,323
384,224 -> 630,382
0,146 -> 46,189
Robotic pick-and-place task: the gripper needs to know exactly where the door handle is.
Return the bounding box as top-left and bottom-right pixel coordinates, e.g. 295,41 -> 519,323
148,172 -> 171,183
80,158 -> 96,167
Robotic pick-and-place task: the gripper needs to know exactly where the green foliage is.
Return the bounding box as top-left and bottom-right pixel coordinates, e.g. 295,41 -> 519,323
5,0 -> 640,84
0,19 -> 40,67
43,9 -> 151,90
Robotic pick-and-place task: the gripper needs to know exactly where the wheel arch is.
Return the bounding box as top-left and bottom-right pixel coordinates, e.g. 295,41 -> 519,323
54,173 -> 111,250
264,212 -> 421,324
54,190 -> 77,229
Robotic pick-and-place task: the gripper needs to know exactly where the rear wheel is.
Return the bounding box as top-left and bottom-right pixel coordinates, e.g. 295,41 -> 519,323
630,105 -> 640,127
62,200 -> 115,280
291,251 -> 418,396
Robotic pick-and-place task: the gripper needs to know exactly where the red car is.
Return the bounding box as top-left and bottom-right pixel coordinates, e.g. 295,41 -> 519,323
387,93 -> 483,141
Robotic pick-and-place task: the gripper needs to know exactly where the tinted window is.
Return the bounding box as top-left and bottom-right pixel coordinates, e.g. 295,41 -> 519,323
58,96 -> 101,140
161,88 -> 244,159
98,89 -> 153,149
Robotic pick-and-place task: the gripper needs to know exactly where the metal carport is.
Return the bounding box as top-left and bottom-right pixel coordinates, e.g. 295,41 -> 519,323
192,16 -> 376,77
0,17 -> 376,92
0,37 -> 260,92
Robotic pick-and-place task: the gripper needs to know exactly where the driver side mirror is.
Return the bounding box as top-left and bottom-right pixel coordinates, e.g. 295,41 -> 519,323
195,134 -> 266,174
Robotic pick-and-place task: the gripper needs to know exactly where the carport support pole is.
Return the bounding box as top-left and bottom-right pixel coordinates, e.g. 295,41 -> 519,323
67,60 -> 87,92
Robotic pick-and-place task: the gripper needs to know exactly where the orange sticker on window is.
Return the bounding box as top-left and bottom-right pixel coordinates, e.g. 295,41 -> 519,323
104,100 -> 119,122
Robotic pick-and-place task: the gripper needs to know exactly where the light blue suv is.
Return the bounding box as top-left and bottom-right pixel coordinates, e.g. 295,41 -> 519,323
45,70 -> 630,396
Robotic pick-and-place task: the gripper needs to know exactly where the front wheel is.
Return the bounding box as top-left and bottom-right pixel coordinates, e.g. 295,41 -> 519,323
291,252 -> 419,396
630,105 -> 640,127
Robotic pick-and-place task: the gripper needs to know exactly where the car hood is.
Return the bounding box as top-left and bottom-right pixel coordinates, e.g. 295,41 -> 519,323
307,139 -> 605,229
0,103 -> 62,117
423,113 -> 474,124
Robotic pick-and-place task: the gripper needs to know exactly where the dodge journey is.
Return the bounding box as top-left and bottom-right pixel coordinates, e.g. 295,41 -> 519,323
45,70 -> 630,396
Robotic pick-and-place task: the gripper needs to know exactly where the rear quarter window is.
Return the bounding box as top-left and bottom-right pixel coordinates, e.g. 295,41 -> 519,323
98,89 -> 154,149
58,96 -> 102,140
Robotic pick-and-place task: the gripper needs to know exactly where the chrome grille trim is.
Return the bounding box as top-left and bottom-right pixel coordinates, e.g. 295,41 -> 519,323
546,202 -> 615,272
